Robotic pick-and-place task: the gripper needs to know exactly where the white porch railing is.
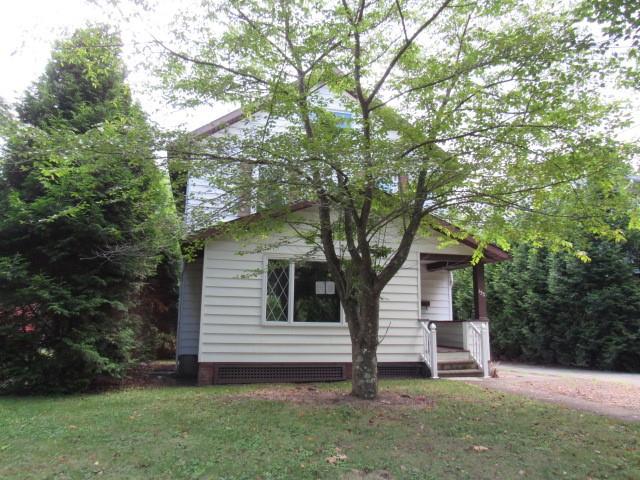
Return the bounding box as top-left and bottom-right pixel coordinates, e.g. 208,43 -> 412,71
467,322 -> 491,377
420,321 -> 438,379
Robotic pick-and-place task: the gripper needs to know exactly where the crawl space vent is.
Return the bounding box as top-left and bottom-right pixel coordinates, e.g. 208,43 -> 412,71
216,365 -> 345,384
378,364 -> 425,378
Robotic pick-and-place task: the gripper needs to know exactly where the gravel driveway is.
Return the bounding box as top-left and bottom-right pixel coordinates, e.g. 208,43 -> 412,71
461,362 -> 640,422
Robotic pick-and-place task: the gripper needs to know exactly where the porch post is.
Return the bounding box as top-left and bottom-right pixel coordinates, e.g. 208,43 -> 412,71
472,262 -> 491,377
472,262 -> 488,321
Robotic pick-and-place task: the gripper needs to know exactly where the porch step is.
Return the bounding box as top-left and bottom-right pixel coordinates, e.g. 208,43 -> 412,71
438,360 -> 477,371
438,351 -> 474,363
438,368 -> 484,378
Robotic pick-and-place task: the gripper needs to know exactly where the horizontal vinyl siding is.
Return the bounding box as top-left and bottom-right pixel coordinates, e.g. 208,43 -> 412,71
198,214 -> 475,364
420,265 -> 453,321
184,86 -> 351,228
176,257 -> 203,356
198,353 -> 420,363
199,236 -> 352,362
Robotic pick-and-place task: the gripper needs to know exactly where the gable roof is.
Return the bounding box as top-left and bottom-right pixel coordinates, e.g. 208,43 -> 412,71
191,108 -> 246,137
429,217 -> 510,263
190,82 -> 360,138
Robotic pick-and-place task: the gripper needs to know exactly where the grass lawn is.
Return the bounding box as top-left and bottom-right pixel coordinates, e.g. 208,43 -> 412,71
1,379 -> 638,480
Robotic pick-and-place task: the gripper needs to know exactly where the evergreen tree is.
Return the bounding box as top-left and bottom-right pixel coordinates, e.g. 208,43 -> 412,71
0,26 -> 177,393
454,233 -> 640,372
488,244 -> 531,360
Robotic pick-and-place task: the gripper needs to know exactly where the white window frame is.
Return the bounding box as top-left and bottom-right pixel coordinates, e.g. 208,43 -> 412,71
261,255 -> 346,327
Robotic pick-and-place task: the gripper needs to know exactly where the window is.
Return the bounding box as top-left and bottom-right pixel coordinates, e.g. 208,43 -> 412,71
333,111 -> 353,128
294,262 -> 340,323
265,260 -> 290,322
309,110 -> 353,129
265,259 -> 341,324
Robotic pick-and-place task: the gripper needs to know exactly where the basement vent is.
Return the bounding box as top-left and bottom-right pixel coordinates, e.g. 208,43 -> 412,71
378,364 -> 425,378
216,365 -> 345,384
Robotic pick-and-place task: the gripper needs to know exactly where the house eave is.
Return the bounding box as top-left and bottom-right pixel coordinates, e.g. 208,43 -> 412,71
187,201 -> 511,263
186,200 -> 316,241
190,107 -> 245,138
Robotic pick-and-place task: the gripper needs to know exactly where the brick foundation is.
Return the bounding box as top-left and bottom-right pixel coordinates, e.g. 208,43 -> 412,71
197,363 -> 215,386
196,362 -> 425,385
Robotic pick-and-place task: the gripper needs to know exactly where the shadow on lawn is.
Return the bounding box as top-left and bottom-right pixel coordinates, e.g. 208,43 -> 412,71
92,361 -> 196,392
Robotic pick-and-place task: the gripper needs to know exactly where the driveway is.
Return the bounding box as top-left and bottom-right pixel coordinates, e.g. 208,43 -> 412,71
462,362 -> 640,422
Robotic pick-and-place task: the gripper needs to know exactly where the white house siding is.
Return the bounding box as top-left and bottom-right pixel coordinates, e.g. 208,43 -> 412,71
420,265 -> 453,321
176,256 -> 203,357
197,216 -> 474,365
184,86 -> 353,227
184,176 -> 237,228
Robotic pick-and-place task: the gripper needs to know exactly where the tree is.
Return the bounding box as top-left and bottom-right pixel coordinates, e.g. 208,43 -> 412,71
577,0 -> 640,87
0,26 -> 177,393
150,0 -> 636,398
580,1 -> 639,46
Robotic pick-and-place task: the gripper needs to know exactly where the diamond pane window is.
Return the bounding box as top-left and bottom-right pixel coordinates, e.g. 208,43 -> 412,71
266,260 -> 289,322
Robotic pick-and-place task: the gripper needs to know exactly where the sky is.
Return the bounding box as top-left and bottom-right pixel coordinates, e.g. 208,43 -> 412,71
0,0 -> 223,131
0,0 -> 638,151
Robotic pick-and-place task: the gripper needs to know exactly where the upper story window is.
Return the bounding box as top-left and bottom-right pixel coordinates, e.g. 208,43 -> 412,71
265,259 -> 341,324
309,110 -> 353,128
333,111 -> 353,128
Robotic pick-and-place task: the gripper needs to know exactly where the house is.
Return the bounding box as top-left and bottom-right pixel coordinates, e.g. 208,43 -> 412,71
174,86 -> 510,385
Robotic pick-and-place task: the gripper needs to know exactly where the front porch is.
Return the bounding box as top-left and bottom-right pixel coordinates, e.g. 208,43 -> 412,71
419,251 -> 502,378
422,322 -> 490,378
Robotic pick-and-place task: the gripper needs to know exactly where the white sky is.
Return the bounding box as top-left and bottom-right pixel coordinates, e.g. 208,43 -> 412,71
0,0 -> 638,155
0,0 -> 224,131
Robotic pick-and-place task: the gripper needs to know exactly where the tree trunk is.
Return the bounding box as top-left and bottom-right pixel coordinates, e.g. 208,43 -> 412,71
351,341 -> 378,399
349,293 -> 380,399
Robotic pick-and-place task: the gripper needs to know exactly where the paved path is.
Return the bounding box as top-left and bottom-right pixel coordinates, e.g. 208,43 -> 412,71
462,362 -> 640,422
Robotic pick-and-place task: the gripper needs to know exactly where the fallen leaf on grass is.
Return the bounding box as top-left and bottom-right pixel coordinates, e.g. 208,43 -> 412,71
471,445 -> 489,452
326,454 -> 348,465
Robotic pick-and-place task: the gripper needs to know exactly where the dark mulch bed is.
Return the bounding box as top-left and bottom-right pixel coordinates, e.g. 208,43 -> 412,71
93,361 -> 195,391
227,384 -> 436,408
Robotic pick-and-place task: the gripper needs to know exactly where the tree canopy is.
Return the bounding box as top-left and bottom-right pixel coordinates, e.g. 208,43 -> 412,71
577,0 -> 640,87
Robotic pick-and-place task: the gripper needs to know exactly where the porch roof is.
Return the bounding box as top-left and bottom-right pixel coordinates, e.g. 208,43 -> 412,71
421,253 -> 499,271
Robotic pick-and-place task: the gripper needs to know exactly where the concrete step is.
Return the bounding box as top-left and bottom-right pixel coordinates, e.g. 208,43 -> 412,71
438,360 -> 477,371
439,368 -> 484,378
438,351 -> 474,362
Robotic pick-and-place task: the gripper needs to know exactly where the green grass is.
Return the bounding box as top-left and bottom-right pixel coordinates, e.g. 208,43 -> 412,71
0,380 -> 638,479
